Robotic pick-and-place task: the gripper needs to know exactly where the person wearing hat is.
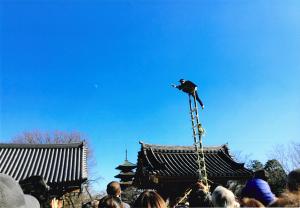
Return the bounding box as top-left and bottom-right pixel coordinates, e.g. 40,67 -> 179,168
241,169 -> 276,206
0,173 -> 40,208
172,79 -> 205,109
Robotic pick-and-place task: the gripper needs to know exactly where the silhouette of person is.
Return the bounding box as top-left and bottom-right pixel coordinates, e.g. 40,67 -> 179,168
172,79 -> 204,109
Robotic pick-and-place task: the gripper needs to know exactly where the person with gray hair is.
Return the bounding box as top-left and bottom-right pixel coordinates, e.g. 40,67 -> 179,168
0,173 -> 40,208
211,186 -> 240,208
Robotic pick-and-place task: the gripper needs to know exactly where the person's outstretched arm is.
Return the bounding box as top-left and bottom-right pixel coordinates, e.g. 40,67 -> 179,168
171,83 -> 182,90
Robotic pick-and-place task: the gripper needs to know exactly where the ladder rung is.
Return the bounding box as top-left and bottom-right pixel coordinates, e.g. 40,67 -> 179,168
192,124 -> 201,128
190,108 -> 197,112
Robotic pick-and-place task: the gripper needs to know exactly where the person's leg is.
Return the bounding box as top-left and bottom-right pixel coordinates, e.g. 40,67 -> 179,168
195,92 -> 204,109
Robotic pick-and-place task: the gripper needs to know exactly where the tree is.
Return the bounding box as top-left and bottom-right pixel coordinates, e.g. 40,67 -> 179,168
264,159 -> 287,196
269,141 -> 300,173
232,150 -> 252,168
248,160 -> 264,171
12,130 -> 86,144
11,130 -> 100,207
11,130 -> 94,164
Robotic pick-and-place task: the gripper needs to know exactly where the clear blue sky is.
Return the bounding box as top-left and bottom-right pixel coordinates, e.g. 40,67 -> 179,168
1,0 -> 300,192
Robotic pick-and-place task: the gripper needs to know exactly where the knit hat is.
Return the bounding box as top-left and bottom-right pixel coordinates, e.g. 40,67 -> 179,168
0,173 -> 40,208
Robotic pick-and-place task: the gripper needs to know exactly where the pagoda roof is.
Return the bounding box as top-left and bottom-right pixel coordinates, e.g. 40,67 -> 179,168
115,172 -> 135,178
120,181 -> 133,186
135,142 -> 252,186
116,160 -> 137,170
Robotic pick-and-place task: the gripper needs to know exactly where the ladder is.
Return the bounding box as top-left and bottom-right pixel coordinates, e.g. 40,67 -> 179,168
174,90 -> 209,207
189,91 -> 208,186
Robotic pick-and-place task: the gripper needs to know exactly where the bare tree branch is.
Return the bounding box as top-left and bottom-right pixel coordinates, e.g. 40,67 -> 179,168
269,141 -> 300,173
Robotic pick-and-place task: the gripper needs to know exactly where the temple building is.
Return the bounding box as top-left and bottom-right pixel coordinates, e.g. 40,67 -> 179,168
115,150 -> 137,190
0,142 -> 88,207
134,142 -> 252,204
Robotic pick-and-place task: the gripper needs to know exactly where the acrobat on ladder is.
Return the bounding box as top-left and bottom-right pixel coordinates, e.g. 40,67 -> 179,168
172,79 -> 208,188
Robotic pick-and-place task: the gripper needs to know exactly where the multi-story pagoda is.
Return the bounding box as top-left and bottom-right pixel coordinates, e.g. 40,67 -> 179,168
115,150 -> 137,190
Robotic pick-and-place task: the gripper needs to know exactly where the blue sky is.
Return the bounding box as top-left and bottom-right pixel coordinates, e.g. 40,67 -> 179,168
1,0 -> 300,191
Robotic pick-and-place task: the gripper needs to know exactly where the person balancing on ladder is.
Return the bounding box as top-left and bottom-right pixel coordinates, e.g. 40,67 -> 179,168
172,79 -> 210,206
172,79 -> 205,109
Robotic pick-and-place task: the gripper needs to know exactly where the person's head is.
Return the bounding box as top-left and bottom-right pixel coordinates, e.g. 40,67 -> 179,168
253,169 -> 269,181
188,182 -> 211,207
98,196 -> 123,208
133,190 -> 166,208
194,180 -> 210,193
179,79 -> 185,84
106,181 -> 121,197
287,168 -> 300,192
0,173 -> 40,208
19,175 -> 49,202
211,186 -> 239,208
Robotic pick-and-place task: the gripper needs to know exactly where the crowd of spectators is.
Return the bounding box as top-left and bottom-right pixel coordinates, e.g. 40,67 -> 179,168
1,168 -> 300,208
96,168 -> 300,208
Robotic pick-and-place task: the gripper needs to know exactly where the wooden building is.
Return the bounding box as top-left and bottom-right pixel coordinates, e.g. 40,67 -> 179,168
134,142 -> 252,203
0,142 -> 88,207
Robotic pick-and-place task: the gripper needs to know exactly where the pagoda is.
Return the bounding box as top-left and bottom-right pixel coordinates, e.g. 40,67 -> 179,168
115,150 -> 137,190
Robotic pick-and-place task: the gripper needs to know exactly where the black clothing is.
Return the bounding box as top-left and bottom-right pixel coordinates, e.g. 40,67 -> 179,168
175,80 -> 204,109
188,188 -> 212,207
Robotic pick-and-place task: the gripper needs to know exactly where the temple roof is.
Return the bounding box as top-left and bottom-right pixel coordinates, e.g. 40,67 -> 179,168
115,160 -> 137,170
0,142 -> 88,185
135,142 -> 252,185
115,171 -> 135,178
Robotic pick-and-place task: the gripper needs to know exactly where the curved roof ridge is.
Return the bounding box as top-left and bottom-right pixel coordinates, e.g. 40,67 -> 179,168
0,142 -> 84,149
140,141 -> 227,151
219,148 -> 246,168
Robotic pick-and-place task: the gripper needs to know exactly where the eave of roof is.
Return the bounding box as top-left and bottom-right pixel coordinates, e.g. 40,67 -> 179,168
115,160 -> 137,170
135,142 -> 252,184
0,142 -> 83,149
0,142 -> 88,185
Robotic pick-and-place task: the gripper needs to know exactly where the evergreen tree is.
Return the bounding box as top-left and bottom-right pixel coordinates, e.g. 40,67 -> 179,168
248,160 -> 264,171
264,159 -> 287,196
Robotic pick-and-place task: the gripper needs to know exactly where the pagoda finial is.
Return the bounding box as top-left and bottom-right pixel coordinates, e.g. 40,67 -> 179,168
125,149 -> 128,161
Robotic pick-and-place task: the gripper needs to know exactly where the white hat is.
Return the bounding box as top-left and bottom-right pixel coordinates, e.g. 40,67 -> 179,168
0,173 -> 40,208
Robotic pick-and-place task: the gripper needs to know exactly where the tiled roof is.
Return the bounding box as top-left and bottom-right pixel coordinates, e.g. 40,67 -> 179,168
115,171 -> 135,178
0,142 -> 88,185
115,160 -> 137,170
135,142 -> 252,184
